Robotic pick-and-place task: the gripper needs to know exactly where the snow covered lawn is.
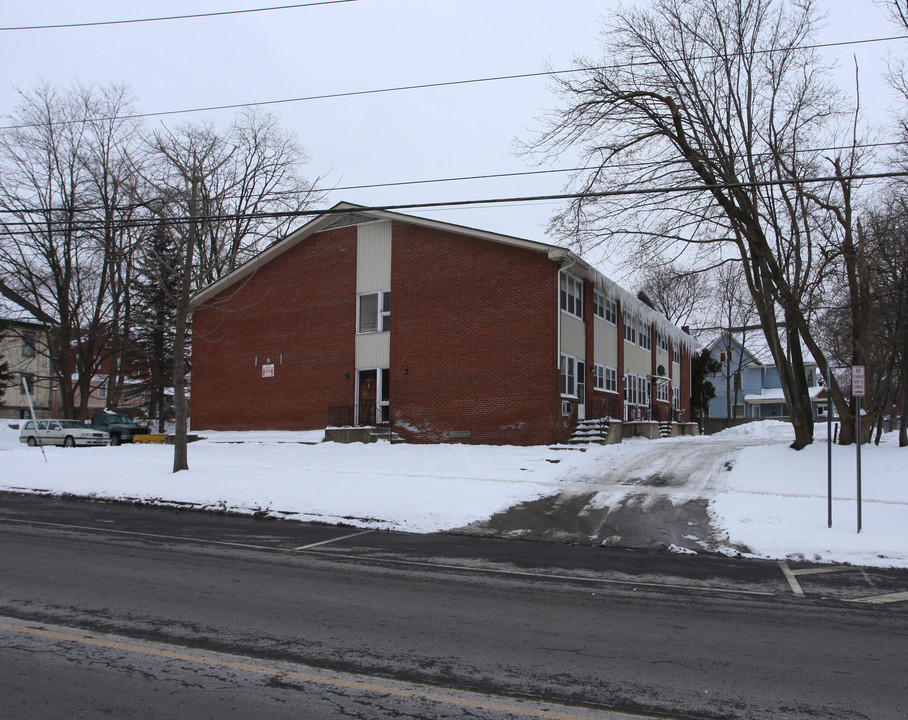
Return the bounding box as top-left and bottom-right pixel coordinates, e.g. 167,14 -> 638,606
0,420 -> 905,568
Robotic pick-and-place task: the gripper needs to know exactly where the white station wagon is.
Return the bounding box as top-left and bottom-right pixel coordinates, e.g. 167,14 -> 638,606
20,419 -> 110,448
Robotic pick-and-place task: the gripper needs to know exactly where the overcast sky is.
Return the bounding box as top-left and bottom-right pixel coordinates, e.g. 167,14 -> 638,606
1,1 -> 904,283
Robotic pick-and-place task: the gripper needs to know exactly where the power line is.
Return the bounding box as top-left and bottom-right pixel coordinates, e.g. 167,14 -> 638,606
0,1 -> 357,32
1,139 -> 902,218
2,169 -> 907,237
2,34 -> 906,132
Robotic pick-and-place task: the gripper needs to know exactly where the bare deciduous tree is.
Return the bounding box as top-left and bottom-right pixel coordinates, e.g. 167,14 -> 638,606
526,0 -> 864,448
0,83 -> 145,419
144,113 -> 320,472
637,260 -> 708,327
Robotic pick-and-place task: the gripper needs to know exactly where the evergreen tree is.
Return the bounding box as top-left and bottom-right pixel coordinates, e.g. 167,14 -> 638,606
690,348 -> 722,432
132,221 -> 179,432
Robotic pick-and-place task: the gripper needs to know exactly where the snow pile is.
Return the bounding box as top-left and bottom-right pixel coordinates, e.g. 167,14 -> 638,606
711,424 -> 908,568
0,419 -> 905,567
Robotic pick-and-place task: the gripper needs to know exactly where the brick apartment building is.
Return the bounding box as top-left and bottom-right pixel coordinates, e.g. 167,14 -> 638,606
189,203 -> 693,445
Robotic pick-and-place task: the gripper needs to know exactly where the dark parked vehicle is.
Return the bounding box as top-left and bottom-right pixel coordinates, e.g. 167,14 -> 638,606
89,412 -> 150,446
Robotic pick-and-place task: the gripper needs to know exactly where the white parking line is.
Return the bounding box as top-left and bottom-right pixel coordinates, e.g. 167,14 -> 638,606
0,516 -> 776,599
787,565 -> 852,577
292,530 -> 373,550
778,561 -> 804,596
847,591 -> 908,605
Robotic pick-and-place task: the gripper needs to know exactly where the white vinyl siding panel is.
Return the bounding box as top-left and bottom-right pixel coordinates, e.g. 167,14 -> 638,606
356,332 -> 390,369
593,318 -> 618,368
560,314 -> 586,360
656,348 -> 670,374
356,221 -> 392,293
624,343 -> 651,379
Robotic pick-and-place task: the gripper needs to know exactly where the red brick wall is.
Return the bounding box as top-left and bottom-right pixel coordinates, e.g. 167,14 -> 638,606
191,226 -> 358,430
191,217 -> 691,441
388,222 -> 565,445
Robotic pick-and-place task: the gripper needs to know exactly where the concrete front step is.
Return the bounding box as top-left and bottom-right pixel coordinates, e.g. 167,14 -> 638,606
569,419 -> 611,445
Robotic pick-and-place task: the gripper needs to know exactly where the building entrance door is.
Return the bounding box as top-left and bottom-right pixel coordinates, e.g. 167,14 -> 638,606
576,361 -> 586,420
356,368 -> 390,425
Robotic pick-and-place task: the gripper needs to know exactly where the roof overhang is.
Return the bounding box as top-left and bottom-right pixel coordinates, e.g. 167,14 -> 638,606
189,202 -> 568,310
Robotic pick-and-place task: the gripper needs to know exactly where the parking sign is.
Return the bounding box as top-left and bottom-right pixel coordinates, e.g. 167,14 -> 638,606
852,365 -> 865,397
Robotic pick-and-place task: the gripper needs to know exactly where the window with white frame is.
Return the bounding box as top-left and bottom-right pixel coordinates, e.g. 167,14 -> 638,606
656,380 -> 669,403
358,290 -> 390,333
560,354 -> 577,397
639,321 -> 652,350
593,292 -> 617,324
624,373 -> 651,406
623,311 -> 636,343
593,290 -> 605,320
673,345 -> 680,364
604,365 -> 618,393
624,374 -> 635,404
657,329 -> 668,352
673,386 -> 680,411
560,272 -> 583,319
593,362 -> 605,391
604,297 -> 617,324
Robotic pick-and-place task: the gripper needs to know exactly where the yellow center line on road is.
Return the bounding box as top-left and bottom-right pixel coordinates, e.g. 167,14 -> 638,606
0,617 -> 650,720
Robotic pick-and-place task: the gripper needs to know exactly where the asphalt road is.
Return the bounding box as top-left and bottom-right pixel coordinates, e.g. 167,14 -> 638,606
1,492 -> 906,720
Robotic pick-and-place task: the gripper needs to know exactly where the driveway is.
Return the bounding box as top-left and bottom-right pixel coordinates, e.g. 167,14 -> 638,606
459,434 -> 779,553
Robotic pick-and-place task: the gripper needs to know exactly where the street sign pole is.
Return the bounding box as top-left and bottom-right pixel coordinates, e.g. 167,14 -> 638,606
827,375 -> 833,528
856,395 -> 862,534
852,366 -> 865,534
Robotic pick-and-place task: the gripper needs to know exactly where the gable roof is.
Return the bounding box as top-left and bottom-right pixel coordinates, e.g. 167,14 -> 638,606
189,201 -> 698,351
0,281 -> 56,326
189,202 -> 559,310
690,326 -> 818,369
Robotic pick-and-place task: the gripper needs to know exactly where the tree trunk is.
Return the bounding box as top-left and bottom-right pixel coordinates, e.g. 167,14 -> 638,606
171,176 -> 199,473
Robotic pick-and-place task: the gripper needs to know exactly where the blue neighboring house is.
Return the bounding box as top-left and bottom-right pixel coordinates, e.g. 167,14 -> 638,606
698,329 -> 827,420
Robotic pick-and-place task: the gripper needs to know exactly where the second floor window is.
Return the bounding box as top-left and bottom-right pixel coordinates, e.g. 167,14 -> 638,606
639,322 -> 652,350
593,290 -> 605,320
560,272 -> 583,319
623,311 -> 636,344
22,332 -> 36,358
358,290 -> 390,333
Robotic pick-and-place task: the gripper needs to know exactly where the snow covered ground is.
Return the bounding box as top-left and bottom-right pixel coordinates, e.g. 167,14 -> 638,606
0,419 -> 905,568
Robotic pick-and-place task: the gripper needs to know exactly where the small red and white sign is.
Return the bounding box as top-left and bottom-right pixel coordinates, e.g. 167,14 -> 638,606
262,364 -> 275,378
852,365 -> 865,397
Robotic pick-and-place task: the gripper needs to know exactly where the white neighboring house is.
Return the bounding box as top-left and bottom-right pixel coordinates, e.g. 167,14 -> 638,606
0,285 -> 56,420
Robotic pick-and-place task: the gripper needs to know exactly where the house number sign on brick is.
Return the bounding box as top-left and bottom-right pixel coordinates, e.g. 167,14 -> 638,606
262,364 -> 275,378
